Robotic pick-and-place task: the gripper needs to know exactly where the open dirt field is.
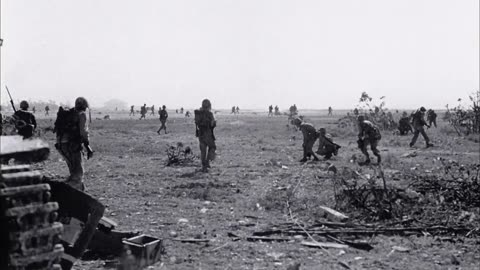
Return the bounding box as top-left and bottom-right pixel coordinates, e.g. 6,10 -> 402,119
32,110 -> 480,269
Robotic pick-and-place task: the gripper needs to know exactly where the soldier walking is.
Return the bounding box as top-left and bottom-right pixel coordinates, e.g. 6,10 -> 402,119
410,107 -> 433,148
157,105 -> 169,134
328,106 -> 333,116
54,97 -> 94,191
268,105 -> 273,117
32,106 -> 36,114
139,104 -> 147,120
129,105 -> 135,116
427,109 -> 437,128
151,105 -> 155,115
357,115 -> 382,165
292,117 -> 319,162
45,105 -> 50,116
195,99 -> 217,172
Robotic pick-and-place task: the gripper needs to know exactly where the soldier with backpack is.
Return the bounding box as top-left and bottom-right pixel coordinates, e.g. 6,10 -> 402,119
357,115 -> 382,165
13,100 -> 37,139
410,107 -> 433,148
54,97 -> 93,191
427,109 -> 437,128
292,117 -> 320,162
195,99 -> 216,172
157,105 -> 168,134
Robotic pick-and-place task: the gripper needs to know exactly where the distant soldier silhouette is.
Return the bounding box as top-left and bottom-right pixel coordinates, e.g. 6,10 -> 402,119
292,117 -> 319,162
328,106 -> 333,116
185,111 -> 191,117
274,105 -> 280,115
268,105 -> 273,117
410,107 -> 433,148
157,105 -> 168,134
151,105 -> 155,115
316,128 -> 340,160
180,107 -> 184,114
231,106 -> 236,114
139,104 -> 147,120
236,106 -> 240,114
32,106 -> 36,114
357,115 -> 382,165
353,108 -> 359,116
195,99 -> 216,172
427,109 -> 437,128
45,105 -> 50,116
129,105 -> 135,116
13,101 -> 37,139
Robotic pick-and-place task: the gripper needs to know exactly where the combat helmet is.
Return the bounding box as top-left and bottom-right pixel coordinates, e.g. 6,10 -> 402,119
75,97 -> 89,111
19,100 -> 29,110
357,115 -> 365,122
201,99 -> 211,110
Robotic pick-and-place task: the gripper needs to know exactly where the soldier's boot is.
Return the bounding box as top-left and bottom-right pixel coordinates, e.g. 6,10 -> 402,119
299,157 -> 308,163
426,142 -> 434,148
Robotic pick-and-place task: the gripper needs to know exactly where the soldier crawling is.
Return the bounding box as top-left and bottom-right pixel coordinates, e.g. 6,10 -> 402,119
195,99 -> 217,172
13,100 -> 37,139
292,117 -> 319,162
54,97 -> 94,191
357,115 -> 382,165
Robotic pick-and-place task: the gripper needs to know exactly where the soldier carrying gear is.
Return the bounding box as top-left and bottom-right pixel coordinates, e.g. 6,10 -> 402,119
274,105 -> 280,115
427,109 -> 437,128
316,128 -> 341,160
157,105 -> 169,134
410,107 -> 433,148
54,97 -> 93,191
292,117 -> 319,162
139,104 -> 147,119
13,100 -> 37,139
268,105 -> 273,117
195,99 -> 217,172
357,115 -> 382,165
129,105 -> 135,116
398,114 -> 413,135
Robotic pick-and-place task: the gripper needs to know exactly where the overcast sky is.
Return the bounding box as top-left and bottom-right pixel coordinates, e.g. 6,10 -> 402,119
1,0 -> 478,109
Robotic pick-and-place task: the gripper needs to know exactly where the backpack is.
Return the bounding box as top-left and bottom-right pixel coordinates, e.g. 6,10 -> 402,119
54,107 -> 80,139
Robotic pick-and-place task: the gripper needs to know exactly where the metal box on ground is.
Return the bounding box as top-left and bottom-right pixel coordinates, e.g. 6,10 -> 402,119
122,234 -> 164,268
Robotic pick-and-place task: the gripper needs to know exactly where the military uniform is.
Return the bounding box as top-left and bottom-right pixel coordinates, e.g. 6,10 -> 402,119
292,118 -> 319,162
55,97 -> 93,191
357,117 -> 382,164
13,101 -> 37,139
268,105 -> 273,117
139,104 -> 147,119
427,109 -> 437,128
195,99 -> 216,172
316,129 -> 339,159
129,105 -> 135,116
157,106 -> 168,134
410,107 -> 433,147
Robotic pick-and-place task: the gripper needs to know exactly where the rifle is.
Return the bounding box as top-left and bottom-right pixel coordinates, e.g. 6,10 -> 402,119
5,86 -> 17,113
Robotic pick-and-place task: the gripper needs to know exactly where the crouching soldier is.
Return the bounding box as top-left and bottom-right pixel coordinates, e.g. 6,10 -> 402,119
54,97 -> 94,191
316,128 -> 341,160
292,117 -> 319,162
357,115 -> 382,165
195,99 -> 216,172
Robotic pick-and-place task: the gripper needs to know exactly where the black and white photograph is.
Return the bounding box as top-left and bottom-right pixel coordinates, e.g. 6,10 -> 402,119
0,0 -> 479,269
